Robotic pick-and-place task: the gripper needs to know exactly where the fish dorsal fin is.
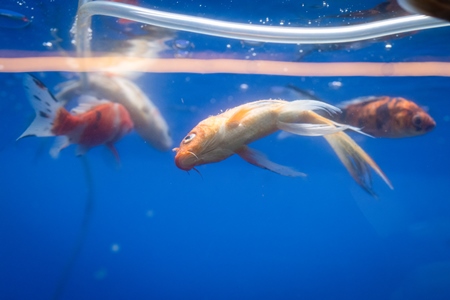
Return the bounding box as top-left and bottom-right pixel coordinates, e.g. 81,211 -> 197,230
286,84 -> 322,101
226,106 -> 253,128
18,75 -> 62,140
338,96 -> 383,108
71,96 -> 109,115
235,145 -> 306,177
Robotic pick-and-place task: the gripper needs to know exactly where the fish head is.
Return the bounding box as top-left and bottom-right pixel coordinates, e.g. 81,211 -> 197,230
173,119 -> 231,171
409,110 -> 436,135
392,99 -> 436,137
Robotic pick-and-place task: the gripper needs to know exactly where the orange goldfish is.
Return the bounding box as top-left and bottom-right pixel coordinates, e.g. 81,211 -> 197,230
285,85 -> 435,138
173,100 -> 393,196
336,96 -> 436,138
18,75 -> 133,160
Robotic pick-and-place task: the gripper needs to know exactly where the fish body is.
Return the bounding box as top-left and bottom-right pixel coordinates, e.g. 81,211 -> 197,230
18,75 -> 133,159
174,99 -> 392,196
55,74 -> 172,151
0,9 -> 31,29
398,0 -> 450,22
337,96 -> 436,138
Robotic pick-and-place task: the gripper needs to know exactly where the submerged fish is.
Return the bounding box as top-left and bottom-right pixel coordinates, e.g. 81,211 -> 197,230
336,96 -> 436,138
173,99 -> 393,196
398,0 -> 450,22
286,85 -> 435,138
55,74 -> 172,151
0,9 -> 30,29
18,75 -> 133,160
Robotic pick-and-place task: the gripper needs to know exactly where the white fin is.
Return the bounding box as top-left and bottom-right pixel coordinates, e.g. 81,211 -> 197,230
277,131 -> 292,140
70,95 -> 109,115
50,136 -> 70,158
18,75 -> 62,140
278,121 -> 365,137
75,144 -> 90,157
278,108 -> 373,138
279,122 -> 345,136
236,146 -> 306,177
281,100 -> 341,116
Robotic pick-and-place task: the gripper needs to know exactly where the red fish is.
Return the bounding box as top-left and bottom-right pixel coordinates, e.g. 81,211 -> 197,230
18,75 -> 133,160
285,85 -> 435,138
336,96 -> 436,138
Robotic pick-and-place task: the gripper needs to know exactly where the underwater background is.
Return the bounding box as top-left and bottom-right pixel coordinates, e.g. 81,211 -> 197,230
1,0 -> 450,299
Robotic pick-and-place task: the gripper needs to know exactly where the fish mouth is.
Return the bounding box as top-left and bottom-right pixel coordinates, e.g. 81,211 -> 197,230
424,119 -> 437,132
174,150 -> 199,171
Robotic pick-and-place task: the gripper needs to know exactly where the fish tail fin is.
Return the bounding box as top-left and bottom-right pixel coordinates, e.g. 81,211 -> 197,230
277,108 -> 365,137
323,131 -> 393,196
18,75 -> 63,140
280,99 -> 342,117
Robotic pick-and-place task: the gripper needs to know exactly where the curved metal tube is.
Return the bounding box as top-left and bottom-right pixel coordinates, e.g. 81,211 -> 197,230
76,1 -> 449,57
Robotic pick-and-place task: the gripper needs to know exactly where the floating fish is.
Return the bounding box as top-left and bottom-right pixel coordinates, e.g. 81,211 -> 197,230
0,9 -> 31,29
18,75 -> 133,160
398,0 -> 450,22
55,74 -> 172,151
286,85 -> 435,138
336,96 -> 436,138
173,99 -> 393,196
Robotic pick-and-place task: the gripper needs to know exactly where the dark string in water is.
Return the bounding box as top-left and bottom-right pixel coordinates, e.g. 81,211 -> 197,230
53,156 -> 95,300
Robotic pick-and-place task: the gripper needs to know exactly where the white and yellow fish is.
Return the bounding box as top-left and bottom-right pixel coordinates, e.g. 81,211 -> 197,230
173,99 -> 393,196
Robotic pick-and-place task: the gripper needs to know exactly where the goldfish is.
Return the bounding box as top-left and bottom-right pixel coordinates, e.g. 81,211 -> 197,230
18,75 -> 133,160
173,99 -> 393,196
55,73 -> 172,151
335,96 -> 436,138
285,85 -> 435,138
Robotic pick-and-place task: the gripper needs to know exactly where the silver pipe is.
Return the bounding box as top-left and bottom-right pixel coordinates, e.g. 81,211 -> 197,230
76,1 -> 449,57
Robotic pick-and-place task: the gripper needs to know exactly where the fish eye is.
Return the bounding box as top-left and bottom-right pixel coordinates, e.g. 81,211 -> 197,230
183,133 -> 196,144
412,114 -> 423,127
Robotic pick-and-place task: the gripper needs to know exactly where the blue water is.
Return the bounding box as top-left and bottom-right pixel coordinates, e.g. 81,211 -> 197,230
1,1 -> 450,300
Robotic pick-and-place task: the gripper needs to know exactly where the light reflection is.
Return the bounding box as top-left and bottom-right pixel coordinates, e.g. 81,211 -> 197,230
1,57 -> 449,77
75,1 -> 449,57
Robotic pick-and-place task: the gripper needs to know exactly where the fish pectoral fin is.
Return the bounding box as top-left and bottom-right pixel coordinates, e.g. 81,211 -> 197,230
235,146 -> 306,177
50,136 -> 70,158
226,106 -> 253,129
323,131 -> 393,197
106,143 -> 121,163
75,144 -> 90,157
